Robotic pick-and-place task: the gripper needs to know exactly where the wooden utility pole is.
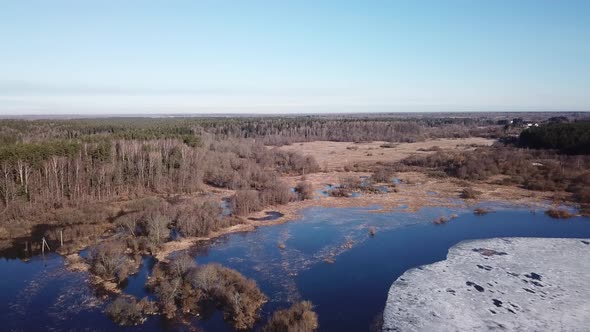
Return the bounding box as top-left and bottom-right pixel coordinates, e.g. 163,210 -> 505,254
60,230 -> 63,247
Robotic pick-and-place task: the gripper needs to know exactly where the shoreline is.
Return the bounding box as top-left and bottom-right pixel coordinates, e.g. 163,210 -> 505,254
54,168 -> 585,315
154,170 -> 572,262
383,237 -> 590,331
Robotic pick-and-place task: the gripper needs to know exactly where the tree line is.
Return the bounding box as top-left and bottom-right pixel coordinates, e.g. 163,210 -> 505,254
519,121 -> 590,154
0,116 -> 503,146
0,130 -> 318,242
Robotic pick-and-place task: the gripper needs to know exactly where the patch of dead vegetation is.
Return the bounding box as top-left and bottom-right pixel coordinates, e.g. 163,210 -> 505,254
276,138 -> 494,171
65,253 -> 89,272
545,208 -> 575,219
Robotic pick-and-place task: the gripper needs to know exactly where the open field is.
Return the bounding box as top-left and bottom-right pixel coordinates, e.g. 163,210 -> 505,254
277,137 -> 495,171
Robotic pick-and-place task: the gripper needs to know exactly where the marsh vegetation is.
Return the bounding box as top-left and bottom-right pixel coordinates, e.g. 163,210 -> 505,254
1,114 -> 589,330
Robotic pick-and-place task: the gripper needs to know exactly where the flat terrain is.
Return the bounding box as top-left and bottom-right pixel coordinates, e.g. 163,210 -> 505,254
153,137 -> 562,262
383,238 -> 590,331
277,137 -> 495,171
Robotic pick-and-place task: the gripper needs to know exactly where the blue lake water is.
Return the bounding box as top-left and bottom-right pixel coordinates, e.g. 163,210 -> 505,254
1,202 -> 590,331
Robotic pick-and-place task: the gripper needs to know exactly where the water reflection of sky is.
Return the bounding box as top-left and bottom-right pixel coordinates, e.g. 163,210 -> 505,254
2,202 -> 590,332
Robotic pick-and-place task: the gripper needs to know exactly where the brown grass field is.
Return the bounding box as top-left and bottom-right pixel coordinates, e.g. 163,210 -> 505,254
277,137 -> 495,171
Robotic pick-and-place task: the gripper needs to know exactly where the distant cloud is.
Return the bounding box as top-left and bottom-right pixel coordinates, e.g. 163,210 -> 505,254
0,80 -> 587,115
0,80 -> 254,96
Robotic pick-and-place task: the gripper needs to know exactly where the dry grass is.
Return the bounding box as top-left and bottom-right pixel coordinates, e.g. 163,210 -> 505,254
65,253 -> 89,272
276,138 -> 494,171
474,208 -> 492,215
545,208 -> 575,219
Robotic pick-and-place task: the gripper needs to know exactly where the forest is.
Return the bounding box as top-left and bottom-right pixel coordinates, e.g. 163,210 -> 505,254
0,135 -> 317,243
0,115 -> 507,145
519,121 -> 590,154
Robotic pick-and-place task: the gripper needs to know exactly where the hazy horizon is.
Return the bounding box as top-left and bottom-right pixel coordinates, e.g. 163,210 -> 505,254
1,1 -> 589,114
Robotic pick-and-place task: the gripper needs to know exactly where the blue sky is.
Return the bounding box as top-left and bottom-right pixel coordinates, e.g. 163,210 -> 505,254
0,0 -> 589,114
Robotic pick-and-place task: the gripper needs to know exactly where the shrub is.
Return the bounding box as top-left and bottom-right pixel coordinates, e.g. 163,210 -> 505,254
231,190 -> 262,215
474,208 -> 491,215
169,253 -> 196,279
176,200 -> 223,237
106,296 -> 156,326
545,208 -> 575,219
271,150 -> 320,175
371,168 -> 395,183
569,172 -> 590,204
295,181 -> 314,200
143,211 -> 171,246
328,187 -> 351,197
149,261 -> 267,330
261,301 -> 319,332
230,180 -> 293,216
433,216 -> 448,225
116,213 -> 140,237
259,180 -> 293,206
88,241 -> 134,283
460,188 -> 480,199
339,176 -> 363,190
188,264 -> 267,329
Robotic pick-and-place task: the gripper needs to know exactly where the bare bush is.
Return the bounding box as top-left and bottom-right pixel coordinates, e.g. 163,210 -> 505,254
106,296 -> 157,326
188,264 -> 267,329
460,188 -> 480,199
169,253 -> 196,279
295,181 -> 314,200
433,216 -> 449,225
474,208 -> 491,215
568,172 -> 590,216
176,200 -> 223,237
261,301 -> 319,332
230,180 -> 293,216
271,149 -> 320,175
231,190 -> 262,215
88,241 -> 134,283
329,187 -> 351,197
116,213 -> 141,237
370,168 -> 395,183
149,260 -> 267,329
143,211 -> 171,246
545,208 -> 575,219
339,176 -> 363,190
259,180 -> 293,206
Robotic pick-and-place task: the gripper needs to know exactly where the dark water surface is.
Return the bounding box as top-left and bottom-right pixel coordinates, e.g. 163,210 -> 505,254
1,203 -> 589,331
